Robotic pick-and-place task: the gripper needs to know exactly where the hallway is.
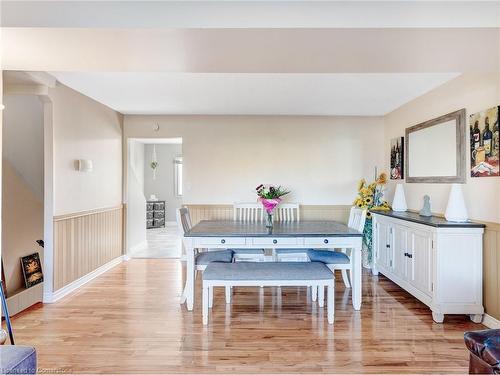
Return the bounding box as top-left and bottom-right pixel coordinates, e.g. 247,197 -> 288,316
131,224 -> 182,259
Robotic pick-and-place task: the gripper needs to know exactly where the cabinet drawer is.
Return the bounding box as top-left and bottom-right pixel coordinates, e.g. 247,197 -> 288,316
252,238 -> 298,246
153,218 -> 165,227
154,202 -> 165,210
304,237 -> 337,246
199,237 -> 247,246
153,211 -> 165,219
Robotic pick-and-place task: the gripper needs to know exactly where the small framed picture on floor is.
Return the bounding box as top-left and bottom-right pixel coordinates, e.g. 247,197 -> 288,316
21,253 -> 44,288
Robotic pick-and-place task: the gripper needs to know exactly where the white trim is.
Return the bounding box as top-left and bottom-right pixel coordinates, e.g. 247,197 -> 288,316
129,240 -> 148,254
44,255 -> 126,303
482,314 -> 500,329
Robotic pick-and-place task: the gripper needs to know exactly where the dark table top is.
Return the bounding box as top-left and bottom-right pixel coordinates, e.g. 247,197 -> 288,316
185,220 -> 363,237
372,210 -> 485,228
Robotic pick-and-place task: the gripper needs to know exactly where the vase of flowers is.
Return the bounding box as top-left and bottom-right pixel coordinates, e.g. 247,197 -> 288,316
256,184 -> 290,228
353,173 -> 391,268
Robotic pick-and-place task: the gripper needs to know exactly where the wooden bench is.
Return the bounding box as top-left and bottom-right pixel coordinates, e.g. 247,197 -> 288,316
202,262 -> 335,325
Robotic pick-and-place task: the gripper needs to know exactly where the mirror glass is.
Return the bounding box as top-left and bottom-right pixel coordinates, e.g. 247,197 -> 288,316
405,109 -> 466,183
408,120 -> 457,177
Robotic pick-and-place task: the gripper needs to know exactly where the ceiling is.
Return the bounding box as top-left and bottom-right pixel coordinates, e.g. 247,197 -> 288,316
2,1 -> 499,28
51,72 -> 460,116
2,1 -> 498,116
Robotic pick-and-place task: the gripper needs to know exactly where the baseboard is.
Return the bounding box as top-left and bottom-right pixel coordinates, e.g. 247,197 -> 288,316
482,313 -> 500,328
129,240 -> 148,254
45,255 -> 126,303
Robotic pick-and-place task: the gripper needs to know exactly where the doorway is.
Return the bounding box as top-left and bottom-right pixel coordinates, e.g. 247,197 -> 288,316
127,138 -> 183,258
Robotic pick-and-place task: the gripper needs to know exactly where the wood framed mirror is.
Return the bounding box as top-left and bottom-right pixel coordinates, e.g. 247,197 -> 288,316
405,108 -> 466,183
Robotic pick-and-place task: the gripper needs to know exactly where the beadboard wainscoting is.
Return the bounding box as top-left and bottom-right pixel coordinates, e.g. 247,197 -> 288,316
483,221 -> 500,323
53,205 -> 124,293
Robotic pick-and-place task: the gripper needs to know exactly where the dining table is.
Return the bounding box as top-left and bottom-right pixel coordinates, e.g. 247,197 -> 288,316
181,220 -> 364,311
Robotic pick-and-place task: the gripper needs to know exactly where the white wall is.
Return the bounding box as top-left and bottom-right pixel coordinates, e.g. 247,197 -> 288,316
126,140 -> 146,252
124,116 -> 385,205
130,140 -> 145,189
384,73 -> 500,224
2,95 -> 44,201
2,94 -> 44,295
144,144 -> 182,222
48,83 -> 123,215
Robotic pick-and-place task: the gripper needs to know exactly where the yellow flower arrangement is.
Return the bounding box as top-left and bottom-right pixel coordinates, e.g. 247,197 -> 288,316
352,172 -> 391,213
353,172 -> 391,265
376,172 -> 388,185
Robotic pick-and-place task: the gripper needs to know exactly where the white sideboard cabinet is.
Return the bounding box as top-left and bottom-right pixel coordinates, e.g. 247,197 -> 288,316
372,211 -> 485,323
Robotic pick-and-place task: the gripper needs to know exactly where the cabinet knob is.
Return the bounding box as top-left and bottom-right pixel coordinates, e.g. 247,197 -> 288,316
324,239 -> 329,244
404,252 -> 408,257
386,244 -> 390,248
273,239 -> 278,244
221,239 -> 226,244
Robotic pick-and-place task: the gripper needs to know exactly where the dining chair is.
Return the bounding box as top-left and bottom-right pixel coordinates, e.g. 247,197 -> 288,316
274,203 -> 308,262
308,206 -> 367,288
178,207 -> 233,306
232,203 -> 266,262
275,203 -> 300,222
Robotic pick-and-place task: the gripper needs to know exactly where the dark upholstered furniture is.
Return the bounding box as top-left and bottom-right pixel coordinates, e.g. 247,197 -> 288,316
0,346 -> 37,374
464,329 -> 500,374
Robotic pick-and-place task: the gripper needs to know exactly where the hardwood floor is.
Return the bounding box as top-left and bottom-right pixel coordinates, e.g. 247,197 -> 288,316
7,259 -> 483,373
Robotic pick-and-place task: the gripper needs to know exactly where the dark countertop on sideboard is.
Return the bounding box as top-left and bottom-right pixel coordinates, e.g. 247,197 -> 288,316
372,210 -> 485,228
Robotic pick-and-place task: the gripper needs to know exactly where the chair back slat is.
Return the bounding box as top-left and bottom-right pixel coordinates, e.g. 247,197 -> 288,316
233,203 -> 263,222
276,203 -> 300,222
177,207 -> 192,235
348,206 -> 367,233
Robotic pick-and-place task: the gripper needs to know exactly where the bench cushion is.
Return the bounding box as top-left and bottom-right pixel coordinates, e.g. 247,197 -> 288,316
195,250 -> 234,265
307,249 -> 350,264
275,249 -> 309,254
0,346 -> 37,374
203,262 -> 333,281
232,249 -> 265,254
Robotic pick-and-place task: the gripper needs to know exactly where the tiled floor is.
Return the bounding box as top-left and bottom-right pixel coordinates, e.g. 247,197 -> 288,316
131,224 -> 183,258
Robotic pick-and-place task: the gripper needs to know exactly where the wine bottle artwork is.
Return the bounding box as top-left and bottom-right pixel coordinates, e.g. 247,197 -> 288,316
390,137 -> 404,180
469,106 -> 500,177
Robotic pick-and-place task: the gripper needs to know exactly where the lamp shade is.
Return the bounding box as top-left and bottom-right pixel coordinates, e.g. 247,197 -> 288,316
392,184 -> 407,212
445,184 -> 468,222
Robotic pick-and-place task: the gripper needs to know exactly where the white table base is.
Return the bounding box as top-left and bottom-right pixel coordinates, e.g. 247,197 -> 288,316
182,236 -> 363,311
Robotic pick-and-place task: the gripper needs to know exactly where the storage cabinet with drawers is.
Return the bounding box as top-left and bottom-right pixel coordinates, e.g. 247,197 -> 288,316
372,211 -> 485,323
146,200 -> 166,229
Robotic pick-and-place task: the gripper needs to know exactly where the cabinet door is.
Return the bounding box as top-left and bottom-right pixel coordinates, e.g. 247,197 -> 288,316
375,220 -> 390,269
409,229 -> 433,297
392,225 -> 408,278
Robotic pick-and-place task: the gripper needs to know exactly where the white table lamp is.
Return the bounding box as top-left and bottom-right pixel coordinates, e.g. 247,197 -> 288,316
445,184 -> 468,222
392,184 -> 407,212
